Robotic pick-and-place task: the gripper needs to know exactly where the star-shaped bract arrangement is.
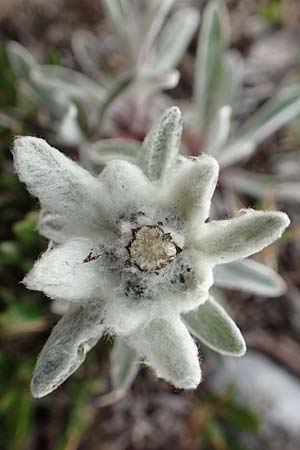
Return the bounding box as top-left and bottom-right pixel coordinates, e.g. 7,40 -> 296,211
12,107 -> 289,398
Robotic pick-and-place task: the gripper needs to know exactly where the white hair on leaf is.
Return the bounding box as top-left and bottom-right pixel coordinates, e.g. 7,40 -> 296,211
31,303 -> 105,398
127,316 -> 201,390
24,238 -> 107,303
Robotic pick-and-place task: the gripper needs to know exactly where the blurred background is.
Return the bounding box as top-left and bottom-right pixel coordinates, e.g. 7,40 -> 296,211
1,1 -> 300,449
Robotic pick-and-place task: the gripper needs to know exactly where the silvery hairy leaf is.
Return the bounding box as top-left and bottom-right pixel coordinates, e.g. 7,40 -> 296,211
194,0 -> 230,138
214,258 -> 287,297
111,337 -> 139,394
220,84 -> 300,167
138,106 -> 182,181
223,168 -> 300,203
71,29 -> 114,87
183,295 -> 246,356
139,71 -> 180,92
7,41 -> 67,120
205,51 -> 243,156
148,7 -> 200,73
197,209 -> 289,264
82,138 -> 141,173
205,105 -> 232,157
31,303 -> 105,398
102,0 -> 138,64
31,65 -> 106,104
138,0 -> 176,67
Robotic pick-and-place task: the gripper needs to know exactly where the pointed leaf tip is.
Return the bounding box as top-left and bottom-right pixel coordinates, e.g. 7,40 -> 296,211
138,106 -> 183,181
198,209 -> 290,265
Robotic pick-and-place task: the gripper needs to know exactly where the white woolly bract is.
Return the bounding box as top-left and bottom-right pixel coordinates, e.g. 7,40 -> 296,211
127,316 -> 201,389
196,209 -> 290,264
23,238 -> 107,303
31,303 -> 104,398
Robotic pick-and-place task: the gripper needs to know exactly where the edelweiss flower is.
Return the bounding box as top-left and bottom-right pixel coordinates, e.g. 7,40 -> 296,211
12,107 -> 289,398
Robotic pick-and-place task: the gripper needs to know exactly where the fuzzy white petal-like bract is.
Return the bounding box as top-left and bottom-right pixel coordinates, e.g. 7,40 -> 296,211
197,209 -> 289,264
138,106 -> 182,181
166,155 -> 219,224
13,137 -> 114,235
128,316 -> 201,389
24,238 -> 107,303
31,303 -> 105,398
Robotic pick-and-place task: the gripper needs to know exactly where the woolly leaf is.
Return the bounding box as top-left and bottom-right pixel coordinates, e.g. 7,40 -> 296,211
102,0 -> 138,64
194,0 -> 230,137
138,0 -> 176,67
167,154 -> 219,223
214,259 -> 287,297
111,337 -> 139,394
128,317 -> 201,390
84,138 -> 141,171
7,42 -> 65,119
198,210 -> 289,264
220,84 -> 300,167
12,137 -> 112,234
150,8 -> 200,72
31,304 -> 104,398
138,106 -> 182,181
7,41 -> 37,80
183,295 -> 246,356
32,65 -> 106,103
24,239 -> 106,303
223,168 -> 300,203
71,30 -> 113,87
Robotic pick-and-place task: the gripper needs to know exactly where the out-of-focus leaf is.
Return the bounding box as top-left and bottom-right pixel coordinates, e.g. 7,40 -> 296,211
0,302 -> 46,336
220,84 -> 300,167
138,0 -> 176,67
102,0 -> 138,64
205,51 -> 243,156
194,0 -> 230,137
82,138 -> 141,172
71,30 -> 113,87
205,419 -> 227,449
0,241 -> 21,265
96,338 -> 139,407
57,382 -> 96,450
7,41 -> 66,119
226,400 -> 261,432
223,168 -> 300,202
214,258 -> 287,297
7,41 -> 37,80
144,0 -> 176,40
111,337 -> 139,393
97,74 -> 133,129
45,48 -> 61,65
205,105 -> 231,156
183,295 -> 246,356
0,44 -> 18,107
32,65 -> 106,103
13,213 -> 38,245
85,138 -> 140,163
149,8 -> 200,73
57,103 -> 84,146
141,70 -> 180,91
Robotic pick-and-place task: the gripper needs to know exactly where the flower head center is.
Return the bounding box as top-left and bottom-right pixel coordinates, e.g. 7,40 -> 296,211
127,225 -> 179,271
